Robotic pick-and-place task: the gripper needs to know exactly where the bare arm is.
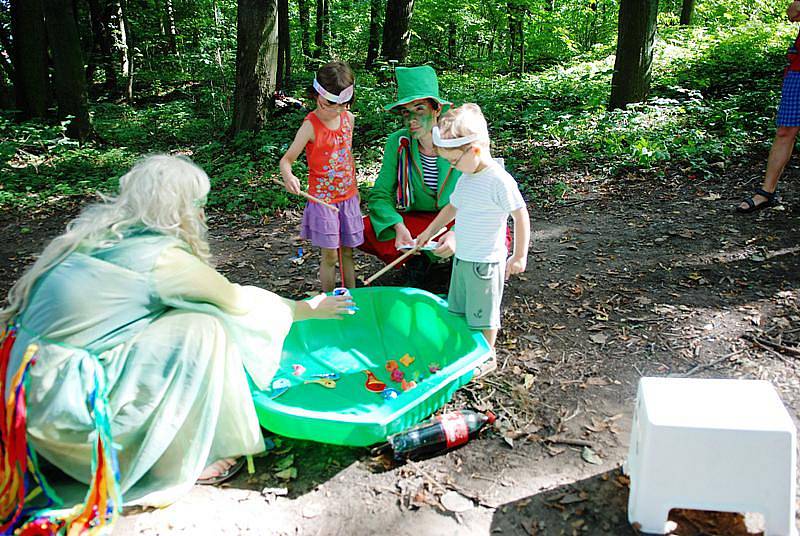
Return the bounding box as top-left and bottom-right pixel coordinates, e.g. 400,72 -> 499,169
505,205 -> 530,280
415,203 -> 457,247
279,120 -> 314,194
294,293 -> 354,320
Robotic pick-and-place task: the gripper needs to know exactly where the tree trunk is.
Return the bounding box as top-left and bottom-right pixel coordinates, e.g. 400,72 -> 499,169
11,0 -> 49,118
364,0 -> 382,68
277,0 -> 291,89
518,16 -> 524,73
0,22 -> 15,81
231,0 -> 278,135
324,0 -> 332,47
679,0 -> 695,25
43,0 -> 93,139
609,0 -> 658,110
507,2 -> 517,70
165,0 -> 179,55
298,0 -> 311,62
447,20 -> 455,61
382,0 -> 414,62
313,0 -> 324,59
118,0 -> 133,100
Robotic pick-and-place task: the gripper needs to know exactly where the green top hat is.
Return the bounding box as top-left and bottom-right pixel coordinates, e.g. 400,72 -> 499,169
384,66 -> 451,112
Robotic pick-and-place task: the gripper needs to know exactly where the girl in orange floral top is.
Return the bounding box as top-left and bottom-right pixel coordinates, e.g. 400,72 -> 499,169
280,61 -> 363,291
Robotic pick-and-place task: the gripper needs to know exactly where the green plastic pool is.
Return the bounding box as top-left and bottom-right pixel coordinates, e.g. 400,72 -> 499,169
250,287 -> 492,446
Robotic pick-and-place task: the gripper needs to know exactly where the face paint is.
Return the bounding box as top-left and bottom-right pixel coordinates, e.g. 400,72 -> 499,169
400,101 -> 437,139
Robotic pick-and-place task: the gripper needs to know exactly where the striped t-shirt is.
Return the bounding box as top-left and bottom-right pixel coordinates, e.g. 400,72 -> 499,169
420,152 -> 438,192
449,161 -> 525,263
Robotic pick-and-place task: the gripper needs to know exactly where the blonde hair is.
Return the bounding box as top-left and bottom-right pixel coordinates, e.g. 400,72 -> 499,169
0,154 -> 211,326
437,103 -> 490,149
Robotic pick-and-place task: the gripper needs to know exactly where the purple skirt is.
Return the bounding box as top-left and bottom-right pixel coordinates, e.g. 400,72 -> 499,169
301,194 -> 364,249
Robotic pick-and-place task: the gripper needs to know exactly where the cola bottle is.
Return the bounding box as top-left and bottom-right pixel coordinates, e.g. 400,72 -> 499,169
388,410 -> 496,460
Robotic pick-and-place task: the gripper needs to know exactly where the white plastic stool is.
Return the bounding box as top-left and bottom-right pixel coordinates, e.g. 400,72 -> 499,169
625,377 -> 798,535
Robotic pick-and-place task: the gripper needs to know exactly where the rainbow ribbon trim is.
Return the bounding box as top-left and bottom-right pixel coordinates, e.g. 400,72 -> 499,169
0,326 -> 123,535
395,136 -> 413,212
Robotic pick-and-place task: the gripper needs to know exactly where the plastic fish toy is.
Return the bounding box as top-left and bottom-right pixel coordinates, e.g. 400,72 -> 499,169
269,378 -> 291,399
364,370 -> 387,392
304,378 -> 336,388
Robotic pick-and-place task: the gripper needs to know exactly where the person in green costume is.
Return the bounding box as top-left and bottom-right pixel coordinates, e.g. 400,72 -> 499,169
0,155 -> 353,525
359,66 -> 462,273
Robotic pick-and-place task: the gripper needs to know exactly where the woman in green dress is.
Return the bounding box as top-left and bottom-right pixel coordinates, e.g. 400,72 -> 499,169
0,154 -> 352,532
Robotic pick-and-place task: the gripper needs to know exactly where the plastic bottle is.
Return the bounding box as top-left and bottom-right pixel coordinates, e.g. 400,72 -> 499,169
388,410 -> 496,460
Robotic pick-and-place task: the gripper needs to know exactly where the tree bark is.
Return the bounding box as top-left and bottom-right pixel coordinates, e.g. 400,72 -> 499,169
43,0 -> 93,139
232,0 -> 278,135
381,0 -> 414,62
164,0 -> 179,55
277,0 -> 291,89
679,0 -> 695,26
365,0 -> 382,68
0,21 -> 15,81
298,0 -> 311,62
447,20 -> 456,61
313,0 -> 324,59
324,0 -> 332,46
11,0 -> 49,119
609,0 -> 658,110
118,0 -> 133,100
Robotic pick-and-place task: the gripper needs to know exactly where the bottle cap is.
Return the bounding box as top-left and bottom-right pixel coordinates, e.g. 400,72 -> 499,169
485,410 -> 496,424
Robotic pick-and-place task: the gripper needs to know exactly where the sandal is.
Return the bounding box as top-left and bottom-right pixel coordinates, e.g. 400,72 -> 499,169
197,457 -> 245,486
737,187 -> 780,213
472,351 -> 497,381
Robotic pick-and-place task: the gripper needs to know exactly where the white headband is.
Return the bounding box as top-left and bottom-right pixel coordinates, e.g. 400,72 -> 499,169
431,126 -> 483,148
313,77 -> 354,104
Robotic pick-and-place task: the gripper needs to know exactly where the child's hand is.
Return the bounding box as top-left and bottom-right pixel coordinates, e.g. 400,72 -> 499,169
283,175 -> 302,195
307,294 -> 354,319
414,229 -> 433,251
432,230 -> 456,258
505,255 -> 527,280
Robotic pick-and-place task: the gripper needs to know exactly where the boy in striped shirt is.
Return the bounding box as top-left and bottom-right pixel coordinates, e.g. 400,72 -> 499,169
415,104 -> 530,378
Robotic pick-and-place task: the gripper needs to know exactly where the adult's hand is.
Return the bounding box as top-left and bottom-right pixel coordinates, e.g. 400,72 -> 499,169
393,223 -> 414,250
305,294 -> 354,319
432,230 -> 456,258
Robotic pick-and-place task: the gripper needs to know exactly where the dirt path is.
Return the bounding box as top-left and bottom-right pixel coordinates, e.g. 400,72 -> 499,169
1,157 -> 798,535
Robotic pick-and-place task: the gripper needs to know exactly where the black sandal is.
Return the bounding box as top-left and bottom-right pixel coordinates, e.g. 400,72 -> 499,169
737,188 -> 780,213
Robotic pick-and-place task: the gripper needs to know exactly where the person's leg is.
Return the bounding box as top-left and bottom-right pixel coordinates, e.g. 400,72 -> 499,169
482,328 -> 498,348
319,248 -> 338,292
740,125 -> 800,210
340,247 -> 356,288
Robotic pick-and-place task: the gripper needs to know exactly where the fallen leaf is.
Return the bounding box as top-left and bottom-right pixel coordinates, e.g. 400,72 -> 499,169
581,446 -> 603,465
274,467 -> 297,480
589,333 -> 608,345
440,491 -> 474,513
274,454 -> 294,471
523,374 -> 535,389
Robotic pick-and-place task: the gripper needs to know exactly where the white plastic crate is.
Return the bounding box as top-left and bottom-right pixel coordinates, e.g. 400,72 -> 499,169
625,377 -> 797,535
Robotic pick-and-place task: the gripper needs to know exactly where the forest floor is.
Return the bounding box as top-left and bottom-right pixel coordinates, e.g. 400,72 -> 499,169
1,154 -> 799,536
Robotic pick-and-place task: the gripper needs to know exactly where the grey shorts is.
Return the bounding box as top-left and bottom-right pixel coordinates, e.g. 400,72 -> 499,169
447,258 -> 505,330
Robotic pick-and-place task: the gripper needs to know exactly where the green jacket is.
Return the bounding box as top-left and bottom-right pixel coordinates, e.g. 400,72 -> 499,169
368,128 -> 462,242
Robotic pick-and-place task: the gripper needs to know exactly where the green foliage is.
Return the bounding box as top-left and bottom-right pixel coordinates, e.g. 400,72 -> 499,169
0,1 -> 795,212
